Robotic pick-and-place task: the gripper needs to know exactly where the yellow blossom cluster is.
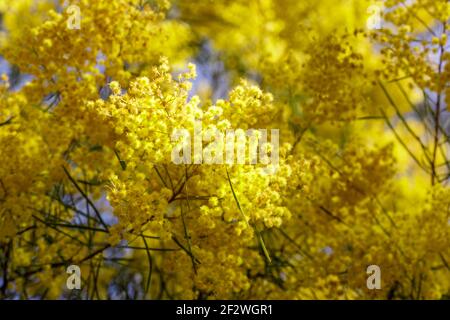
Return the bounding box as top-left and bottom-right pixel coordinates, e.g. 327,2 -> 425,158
0,0 -> 449,300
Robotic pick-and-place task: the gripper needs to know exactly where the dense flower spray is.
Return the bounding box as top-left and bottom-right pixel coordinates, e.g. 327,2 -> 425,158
0,0 -> 449,299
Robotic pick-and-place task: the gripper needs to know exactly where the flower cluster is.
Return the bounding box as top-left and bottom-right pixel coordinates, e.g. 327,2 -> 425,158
0,0 -> 449,300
